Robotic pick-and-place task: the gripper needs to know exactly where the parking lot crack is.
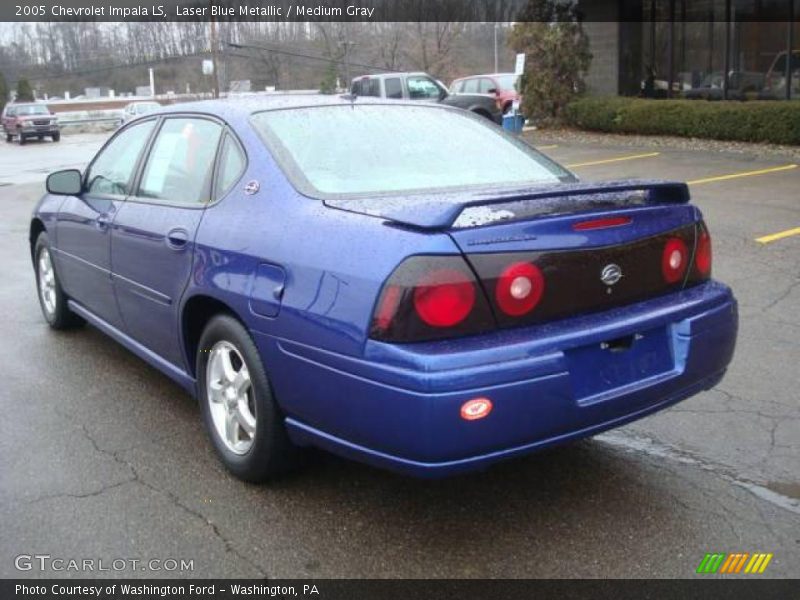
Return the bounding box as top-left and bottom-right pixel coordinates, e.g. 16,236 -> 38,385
762,277 -> 800,312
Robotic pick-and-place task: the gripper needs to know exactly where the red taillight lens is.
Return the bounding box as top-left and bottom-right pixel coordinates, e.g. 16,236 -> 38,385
662,237 -> 689,284
373,285 -> 402,331
495,262 -> 545,317
370,256 -> 495,342
413,268 -> 476,327
695,227 -> 712,277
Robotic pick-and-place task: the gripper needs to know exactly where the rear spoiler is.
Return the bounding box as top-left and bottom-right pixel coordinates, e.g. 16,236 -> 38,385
323,180 -> 690,231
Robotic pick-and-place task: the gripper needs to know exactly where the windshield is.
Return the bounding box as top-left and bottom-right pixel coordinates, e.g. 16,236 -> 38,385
136,103 -> 159,113
251,105 -> 567,197
14,105 -> 49,116
496,75 -> 518,91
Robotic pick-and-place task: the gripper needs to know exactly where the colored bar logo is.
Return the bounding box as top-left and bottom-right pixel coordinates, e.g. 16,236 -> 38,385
696,553 -> 773,574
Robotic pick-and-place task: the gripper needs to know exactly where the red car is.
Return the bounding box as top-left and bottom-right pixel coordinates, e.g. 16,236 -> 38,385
449,73 -> 520,114
2,103 -> 60,144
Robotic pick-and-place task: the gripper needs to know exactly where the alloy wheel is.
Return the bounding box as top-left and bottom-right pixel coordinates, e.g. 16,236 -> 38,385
206,340 -> 256,455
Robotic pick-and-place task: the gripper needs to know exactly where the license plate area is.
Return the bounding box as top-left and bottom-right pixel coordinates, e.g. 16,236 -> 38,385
566,326 -> 674,403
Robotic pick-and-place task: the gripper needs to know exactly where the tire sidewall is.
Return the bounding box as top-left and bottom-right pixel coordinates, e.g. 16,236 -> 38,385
196,314 -> 293,481
34,233 -> 61,327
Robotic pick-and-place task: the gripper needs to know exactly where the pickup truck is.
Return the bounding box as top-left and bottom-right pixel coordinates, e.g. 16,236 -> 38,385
2,103 -> 61,144
350,72 -> 503,124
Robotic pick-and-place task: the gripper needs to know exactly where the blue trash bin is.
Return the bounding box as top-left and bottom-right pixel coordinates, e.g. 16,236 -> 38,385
502,113 -> 525,135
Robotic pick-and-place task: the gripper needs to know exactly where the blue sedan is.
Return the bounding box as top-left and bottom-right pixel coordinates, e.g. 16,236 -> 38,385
30,96 -> 738,481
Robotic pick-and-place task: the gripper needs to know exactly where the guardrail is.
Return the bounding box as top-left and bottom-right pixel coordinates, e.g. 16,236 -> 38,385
57,115 -> 122,126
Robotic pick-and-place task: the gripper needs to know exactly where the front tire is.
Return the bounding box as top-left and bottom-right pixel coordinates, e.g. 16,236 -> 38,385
19,134 -> 26,145
34,233 -> 84,329
5,133 -> 11,143
197,314 -> 301,482
52,131 -> 61,142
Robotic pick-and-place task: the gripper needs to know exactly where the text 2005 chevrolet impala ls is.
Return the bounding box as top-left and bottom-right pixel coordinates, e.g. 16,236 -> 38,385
30,96 -> 737,481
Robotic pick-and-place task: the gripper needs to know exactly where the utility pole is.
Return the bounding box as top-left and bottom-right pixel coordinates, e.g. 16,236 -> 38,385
210,2 -> 220,98
494,23 -> 499,73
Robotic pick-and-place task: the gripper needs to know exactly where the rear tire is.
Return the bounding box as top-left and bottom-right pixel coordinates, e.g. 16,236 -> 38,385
34,233 -> 85,330
197,314 -> 302,482
19,135 -> 26,145
5,133 -> 11,143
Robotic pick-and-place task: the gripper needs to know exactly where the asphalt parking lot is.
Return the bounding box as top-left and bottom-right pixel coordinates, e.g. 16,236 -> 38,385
1,131 -> 798,579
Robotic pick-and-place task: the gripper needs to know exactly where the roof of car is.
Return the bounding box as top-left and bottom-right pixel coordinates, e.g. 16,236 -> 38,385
351,72 -> 429,80
153,93 -> 443,120
453,73 -> 516,81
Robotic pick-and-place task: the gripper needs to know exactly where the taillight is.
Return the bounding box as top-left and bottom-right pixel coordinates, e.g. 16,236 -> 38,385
686,221 -> 713,286
370,256 -> 494,343
661,237 -> 689,284
413,269 -> 475,327
495,262 -> 545,317
695,226 -> 712,277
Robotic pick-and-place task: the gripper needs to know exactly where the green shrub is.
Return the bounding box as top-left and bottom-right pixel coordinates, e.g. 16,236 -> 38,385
564,97 -> 800,145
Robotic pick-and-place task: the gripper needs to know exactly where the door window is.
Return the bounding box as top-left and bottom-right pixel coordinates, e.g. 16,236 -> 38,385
85,120 -> 155,196
384,78 -> 403,99
407,76 -> 442,99
462,78 -> 479,94
478,78 -> 495,94
138,118 -> 222,205
215,134 -> 246,200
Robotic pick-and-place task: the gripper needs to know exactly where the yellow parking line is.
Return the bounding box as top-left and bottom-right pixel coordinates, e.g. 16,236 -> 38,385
756,226 -> 800,244
536,144 -> 559,150
566,152 -> 660,168
688,164 -> 798,186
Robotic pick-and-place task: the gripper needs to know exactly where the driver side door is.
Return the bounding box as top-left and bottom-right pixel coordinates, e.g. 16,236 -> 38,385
53,119 -> 156,328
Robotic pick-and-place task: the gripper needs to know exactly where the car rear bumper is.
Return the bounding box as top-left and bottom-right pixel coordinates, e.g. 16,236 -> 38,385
256,280 -> 737,477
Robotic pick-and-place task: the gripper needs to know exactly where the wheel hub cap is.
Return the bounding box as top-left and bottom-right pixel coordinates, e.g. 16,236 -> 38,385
206,341 -> 256,455
38,248 -> 56,316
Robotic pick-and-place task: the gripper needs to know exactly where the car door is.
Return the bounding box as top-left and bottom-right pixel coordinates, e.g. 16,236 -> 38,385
406,75 -> 446,101
384,77 -> 403,99
110,116 -> 224,367
53,119 -> 156,328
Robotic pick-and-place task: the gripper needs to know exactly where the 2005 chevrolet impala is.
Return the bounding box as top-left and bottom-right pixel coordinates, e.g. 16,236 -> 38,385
30,96 -> 738,481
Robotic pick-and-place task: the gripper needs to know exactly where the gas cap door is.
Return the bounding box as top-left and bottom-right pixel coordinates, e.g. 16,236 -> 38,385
249,263 -> 287,318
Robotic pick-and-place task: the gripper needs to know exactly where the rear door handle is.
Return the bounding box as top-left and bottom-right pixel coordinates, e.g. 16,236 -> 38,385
166,228 -> 189,250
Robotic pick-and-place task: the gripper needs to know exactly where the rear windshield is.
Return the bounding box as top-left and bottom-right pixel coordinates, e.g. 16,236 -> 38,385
251,105 -> 567,197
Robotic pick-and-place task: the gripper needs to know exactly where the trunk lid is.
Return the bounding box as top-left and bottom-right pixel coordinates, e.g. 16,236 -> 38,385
329,179 -> 704,331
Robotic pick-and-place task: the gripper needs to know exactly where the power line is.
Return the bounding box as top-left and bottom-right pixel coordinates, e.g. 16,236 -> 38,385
0,50 -> 211,82
227,41 -> 402,74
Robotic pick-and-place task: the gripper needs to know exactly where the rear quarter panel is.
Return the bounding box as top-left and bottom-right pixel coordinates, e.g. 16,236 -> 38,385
187,118 -> 459,360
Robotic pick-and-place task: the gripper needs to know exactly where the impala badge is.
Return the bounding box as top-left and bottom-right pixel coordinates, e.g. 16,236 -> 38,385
601,263 -> 623,286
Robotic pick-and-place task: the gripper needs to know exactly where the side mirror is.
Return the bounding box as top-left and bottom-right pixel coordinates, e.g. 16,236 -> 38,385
46,169 -> 83,196
488,88 -> 499,95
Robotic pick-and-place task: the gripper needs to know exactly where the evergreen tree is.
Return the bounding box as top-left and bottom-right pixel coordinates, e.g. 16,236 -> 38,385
0,72 -> 8,113
509,0 -> 592,123
16,78 -> 35,102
